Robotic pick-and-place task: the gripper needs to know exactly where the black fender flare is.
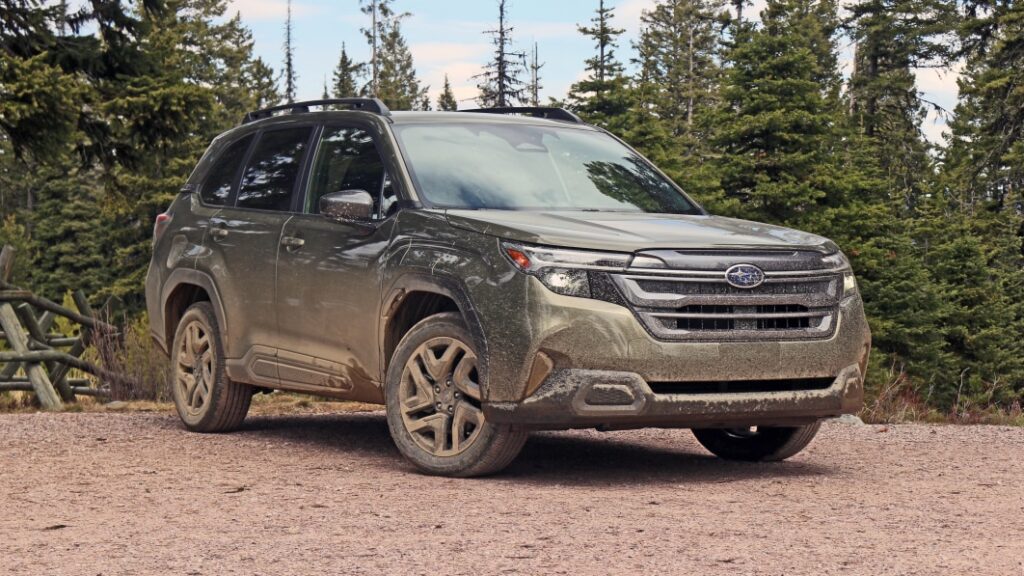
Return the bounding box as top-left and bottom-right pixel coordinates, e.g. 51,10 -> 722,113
379,272 -> 488,383
160,268 -> 229,347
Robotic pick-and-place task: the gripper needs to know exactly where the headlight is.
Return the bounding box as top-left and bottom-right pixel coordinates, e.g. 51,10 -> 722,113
823,251 -> 858,296
843,271 -> 857,295
502,242 -> 630,297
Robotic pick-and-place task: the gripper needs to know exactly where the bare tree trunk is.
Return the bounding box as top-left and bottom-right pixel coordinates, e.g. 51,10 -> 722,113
497,0 -> 507,107
371,0 -> 379,95
687,24 -> 694,128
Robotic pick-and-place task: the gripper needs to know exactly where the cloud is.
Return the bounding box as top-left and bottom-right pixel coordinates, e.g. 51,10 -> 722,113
516,21 -> 578,39
915,64 -> 962,98
615,0 -> 648,39
411,42 -> 491,66
922,111 -> 949,144
226,0 -> 318,21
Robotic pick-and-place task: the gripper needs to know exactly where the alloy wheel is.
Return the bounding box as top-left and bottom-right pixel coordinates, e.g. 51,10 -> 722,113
176,320 -> 214,416
398,337 -> 485,457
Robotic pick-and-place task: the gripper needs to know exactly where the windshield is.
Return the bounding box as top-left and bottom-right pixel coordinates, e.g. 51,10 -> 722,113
392,122 -> 702,214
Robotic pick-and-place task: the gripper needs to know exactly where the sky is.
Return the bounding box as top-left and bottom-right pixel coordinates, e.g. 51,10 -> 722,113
226,0 -> 959,142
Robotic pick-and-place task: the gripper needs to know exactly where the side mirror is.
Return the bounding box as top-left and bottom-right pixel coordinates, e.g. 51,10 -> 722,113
320,190 -> 374,224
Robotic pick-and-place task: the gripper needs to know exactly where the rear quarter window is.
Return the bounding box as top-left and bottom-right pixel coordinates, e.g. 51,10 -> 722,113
200,135 -> 253,206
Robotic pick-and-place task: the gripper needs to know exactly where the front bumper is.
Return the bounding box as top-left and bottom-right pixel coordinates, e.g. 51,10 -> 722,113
476,276 -> 870,429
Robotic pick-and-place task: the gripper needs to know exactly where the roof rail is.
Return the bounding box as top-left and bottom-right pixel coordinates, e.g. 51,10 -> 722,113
241,98 -> 391,124
462,107 -> 585,124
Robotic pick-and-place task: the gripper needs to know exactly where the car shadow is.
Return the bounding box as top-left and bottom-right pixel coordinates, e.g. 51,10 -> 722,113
239,412 -> 835,486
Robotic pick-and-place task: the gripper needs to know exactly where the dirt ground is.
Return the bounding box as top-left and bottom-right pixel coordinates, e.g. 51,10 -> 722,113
1,411 -> 1022,576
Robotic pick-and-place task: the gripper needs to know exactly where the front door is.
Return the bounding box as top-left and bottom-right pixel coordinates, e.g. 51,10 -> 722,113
275,123 -> 398,400
209,124 -> 314,386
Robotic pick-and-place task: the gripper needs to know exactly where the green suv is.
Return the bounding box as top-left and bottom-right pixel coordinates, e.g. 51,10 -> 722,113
145,99 -> 871,476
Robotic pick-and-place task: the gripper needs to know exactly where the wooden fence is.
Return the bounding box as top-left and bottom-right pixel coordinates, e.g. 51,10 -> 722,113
0,245 -> 136,408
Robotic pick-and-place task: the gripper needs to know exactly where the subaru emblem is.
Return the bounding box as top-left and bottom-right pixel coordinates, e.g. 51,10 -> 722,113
725,264 -> 765,289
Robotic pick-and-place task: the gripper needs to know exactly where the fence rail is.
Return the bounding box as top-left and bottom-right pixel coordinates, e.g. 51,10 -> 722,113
0,245 -> 138,408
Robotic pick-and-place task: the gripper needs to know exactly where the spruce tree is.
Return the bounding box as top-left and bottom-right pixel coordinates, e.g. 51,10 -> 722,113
475,0 -> 527,107
845,0 -> 952,210
526,43 -> 544,106
633,0 -> 726,138
360,0 -> 426,110
283,0 -> 297,103
930,0 -> 1024,408
332,42 -> 365,98
620,0 -> 729,213
712,0 -> 844,224
567,0 -> 631,127
100,0 -> 280,307
437,74 -> 458,111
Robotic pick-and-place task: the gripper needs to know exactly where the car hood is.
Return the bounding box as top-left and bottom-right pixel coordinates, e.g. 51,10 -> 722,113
444,210 -> 833,253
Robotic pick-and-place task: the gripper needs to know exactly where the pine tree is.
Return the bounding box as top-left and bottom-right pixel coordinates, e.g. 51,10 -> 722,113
437,74 -> 458,111
567,0 -> 631,126
712,0 -> 845,224
243,57 -> 281,109
332,42 -> 365,98
283,0 -> 297,103
943,0 -> 1024,212
361,0 -> 381,95
929,0 -> 1024,407
360,0 -> 426,110
475,0 -> 527,107
633,0 -> 726,138
617,0 -> 730,213
845,0 -> 952,210
99,0 -> 280,307
526,43 -> 544,106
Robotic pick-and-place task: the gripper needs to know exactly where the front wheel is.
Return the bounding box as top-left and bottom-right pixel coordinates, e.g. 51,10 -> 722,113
692,422 -> 821,462
385,312 -> 527,477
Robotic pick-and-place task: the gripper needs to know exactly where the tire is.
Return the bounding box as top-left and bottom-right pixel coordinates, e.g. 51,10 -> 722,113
385,312 -> 527,477
692,422 -> 821,462
170,302 -> 252,432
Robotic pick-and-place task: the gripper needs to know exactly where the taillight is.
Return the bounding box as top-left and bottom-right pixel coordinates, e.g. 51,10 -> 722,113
153,212 -> 172,245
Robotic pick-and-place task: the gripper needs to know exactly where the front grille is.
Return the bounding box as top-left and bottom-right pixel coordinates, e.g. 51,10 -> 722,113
676,305 -> 735,331
611,250 -> 843,341
648,378 -> 836,395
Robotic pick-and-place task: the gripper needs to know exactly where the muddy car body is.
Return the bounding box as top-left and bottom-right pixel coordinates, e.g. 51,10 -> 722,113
146,99 -> 871,476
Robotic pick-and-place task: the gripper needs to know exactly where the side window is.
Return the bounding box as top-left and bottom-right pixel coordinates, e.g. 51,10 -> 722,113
236,126 -> 312,211
201,135 -> 252,206
306,126 -> 388,217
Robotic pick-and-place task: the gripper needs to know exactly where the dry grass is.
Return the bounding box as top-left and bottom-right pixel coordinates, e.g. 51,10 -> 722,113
861,361 -> 1024,426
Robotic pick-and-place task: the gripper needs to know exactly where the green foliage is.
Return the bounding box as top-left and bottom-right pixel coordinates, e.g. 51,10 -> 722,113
437,74 -> 458,111
1,0 -> 278,311
711,0 -> 845,224
332,42 -> 364,98
360,0 -> 426,110
0,53 -> 85,162
567,0 -> 632,127
1,0 -> 1023,415
475,0 -> 528,107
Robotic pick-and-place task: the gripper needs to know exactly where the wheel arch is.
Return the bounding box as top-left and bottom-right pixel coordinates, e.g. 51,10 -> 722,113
161,269 -> 230,355
380,273 -> 488,385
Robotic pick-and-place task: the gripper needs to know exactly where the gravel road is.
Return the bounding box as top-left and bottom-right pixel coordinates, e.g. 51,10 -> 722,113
1,411 -> 1022,575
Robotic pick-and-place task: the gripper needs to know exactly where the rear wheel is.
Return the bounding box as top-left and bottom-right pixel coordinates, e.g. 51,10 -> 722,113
385,312 -> 527,477
692,422 -> 821,461
170,302 -> 252,432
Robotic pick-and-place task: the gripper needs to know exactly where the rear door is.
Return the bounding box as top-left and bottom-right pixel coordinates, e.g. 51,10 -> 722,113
207,124 -> 315,386
274,122 -> 399,400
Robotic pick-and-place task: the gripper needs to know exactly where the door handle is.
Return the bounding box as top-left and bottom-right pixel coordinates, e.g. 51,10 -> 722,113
210,227 -> 228,240
281,236 -> 305,249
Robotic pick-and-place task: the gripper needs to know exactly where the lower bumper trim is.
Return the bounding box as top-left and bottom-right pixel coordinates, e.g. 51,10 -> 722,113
484,364 -> 864,430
